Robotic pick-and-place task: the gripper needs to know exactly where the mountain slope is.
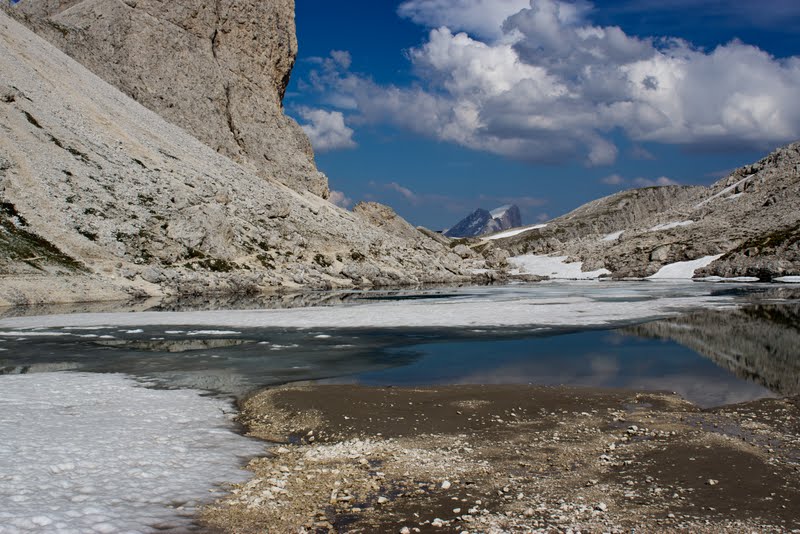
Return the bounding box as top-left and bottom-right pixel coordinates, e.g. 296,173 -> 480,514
5,0 -> 328,198
446,204 -> 522,238
495,143 -> 800,279
0,11 -> 467,306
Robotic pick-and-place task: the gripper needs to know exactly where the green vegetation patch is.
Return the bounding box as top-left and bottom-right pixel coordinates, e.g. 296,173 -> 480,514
0,202 -> 85,272
191,258 -> 238,273
313,254 -> 332,268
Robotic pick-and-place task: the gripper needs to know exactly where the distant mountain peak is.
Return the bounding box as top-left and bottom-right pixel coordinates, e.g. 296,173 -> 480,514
445,204 -> 522,238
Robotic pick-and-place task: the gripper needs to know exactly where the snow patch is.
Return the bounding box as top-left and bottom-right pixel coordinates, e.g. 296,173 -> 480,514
647,255 -> 723,280
484,224 -> 547,240
648,221 -> 694,232
0,373 -> 263,532
694,174 -> 753,208
508,254 -> 611,280
602,231 -> 624,242
775,276 -> 800,283
489,204 -> 512,218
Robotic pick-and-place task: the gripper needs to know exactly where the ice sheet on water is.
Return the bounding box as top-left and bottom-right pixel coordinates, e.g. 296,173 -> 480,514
0,373 -> 263,533
0,284 -> 738,331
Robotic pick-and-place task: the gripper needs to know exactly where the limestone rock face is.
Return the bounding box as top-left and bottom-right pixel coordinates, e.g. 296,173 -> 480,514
495,142 -> 800,279
5,0 -> 329,198
0,11 -> 467,305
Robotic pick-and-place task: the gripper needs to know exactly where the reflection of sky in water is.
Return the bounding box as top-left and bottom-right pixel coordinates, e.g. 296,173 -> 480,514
1,284 -> 798,408
322,331 -> 774,408
0,322 -> 780,408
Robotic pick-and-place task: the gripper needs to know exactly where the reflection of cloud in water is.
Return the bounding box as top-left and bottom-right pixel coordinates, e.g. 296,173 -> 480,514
450,360 -> 773,408
589,353 -> 620,378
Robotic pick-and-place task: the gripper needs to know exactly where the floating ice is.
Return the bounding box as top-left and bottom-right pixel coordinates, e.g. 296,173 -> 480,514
698,276 -> 760,283
186,330 -> 241,336
0,373 -> 263,533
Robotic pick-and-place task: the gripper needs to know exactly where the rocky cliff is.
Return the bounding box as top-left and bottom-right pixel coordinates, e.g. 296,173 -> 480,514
0,10 -> 469,306
494,143 -> 800,279
4,0 -> 328,198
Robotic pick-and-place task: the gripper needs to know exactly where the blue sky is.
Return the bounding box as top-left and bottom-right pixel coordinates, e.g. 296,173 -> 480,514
287,0 -> 800,230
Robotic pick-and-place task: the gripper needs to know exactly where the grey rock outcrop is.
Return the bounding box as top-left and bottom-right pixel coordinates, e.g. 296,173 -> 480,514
0,11 -> 468,306
495,143 -> 800,279
4,0 -> 328,198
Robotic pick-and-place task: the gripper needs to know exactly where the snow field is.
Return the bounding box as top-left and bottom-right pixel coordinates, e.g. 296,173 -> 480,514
508,254 -> 611,280
647,255 -> 723,280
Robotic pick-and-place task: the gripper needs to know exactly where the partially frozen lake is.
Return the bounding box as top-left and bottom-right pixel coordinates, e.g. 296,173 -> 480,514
1,281 -> 799,532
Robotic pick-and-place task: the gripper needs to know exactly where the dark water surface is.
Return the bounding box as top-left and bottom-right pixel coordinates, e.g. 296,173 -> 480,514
1,284 -> 799,408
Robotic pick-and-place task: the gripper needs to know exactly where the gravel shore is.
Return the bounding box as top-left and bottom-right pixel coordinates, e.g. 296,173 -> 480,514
202,384 -> 800,533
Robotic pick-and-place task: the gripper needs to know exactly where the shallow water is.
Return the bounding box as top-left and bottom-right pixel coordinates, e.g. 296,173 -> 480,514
1,282 -> 798,406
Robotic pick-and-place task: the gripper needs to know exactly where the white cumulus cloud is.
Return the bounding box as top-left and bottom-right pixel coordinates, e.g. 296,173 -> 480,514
329,190 -> 353,209
398,0 -> 533,40
305,0 -> 800,165
298,108 -> 357,152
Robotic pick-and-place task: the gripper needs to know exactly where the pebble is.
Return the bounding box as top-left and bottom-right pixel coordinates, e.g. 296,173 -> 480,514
400,528 -> 411,534
707,479 -> 719,486
378,496 -> 389,504
441,480 -> 452,490
597,502 -> 608,512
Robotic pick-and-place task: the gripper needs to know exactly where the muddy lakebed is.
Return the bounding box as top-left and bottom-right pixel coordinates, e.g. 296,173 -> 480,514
0,281 -> 799,532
